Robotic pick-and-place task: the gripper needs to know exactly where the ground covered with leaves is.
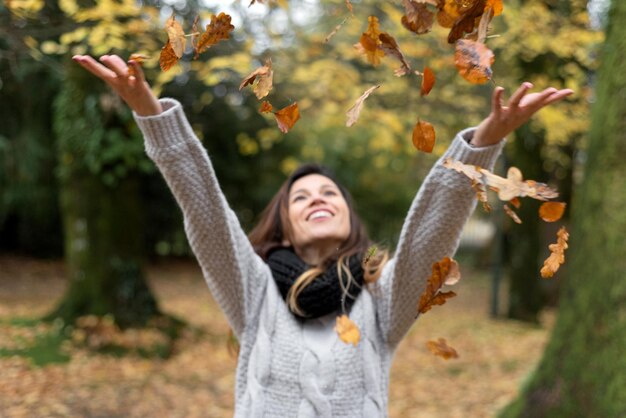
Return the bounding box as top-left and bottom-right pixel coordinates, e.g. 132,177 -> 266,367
0,255 -> 554,418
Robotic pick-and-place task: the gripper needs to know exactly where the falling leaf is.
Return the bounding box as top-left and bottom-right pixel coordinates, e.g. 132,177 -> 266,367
412,119 -> 436,153
159,41 -> 179,72
401,0 -> 435,35
503,204 -> 522,224
476,6 -> 494,43
454,39 -> 494,84
509,197 -> 521,209
418,257 -> 460,314
165,13 -> 186,58
194,13 -> 235,58
325,16 -> 351,43
539,202 -> 566,222
127,53 -> 147,77
472,179 -> 491,212
239,59 -> 273,99
259,101 -> 273,113
447,0 -> 486,44
485,0 -> 503,16
355,16 -> 385,66
540,227 -> 569,278
426,338 -> 459,360
420,66 -> 436,96
346,85 -> 380,127
345,0 -> 353,14
335,314 -> 360,346
378,33 -> 411,76
274,102 -> 300,133
443,159 -> 559,202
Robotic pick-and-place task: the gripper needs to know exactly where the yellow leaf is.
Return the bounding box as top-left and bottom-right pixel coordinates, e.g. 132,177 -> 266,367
335,314 -> 360,346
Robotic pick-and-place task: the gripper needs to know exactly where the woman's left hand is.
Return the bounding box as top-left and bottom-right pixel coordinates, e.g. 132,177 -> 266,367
471,82 -> 574,147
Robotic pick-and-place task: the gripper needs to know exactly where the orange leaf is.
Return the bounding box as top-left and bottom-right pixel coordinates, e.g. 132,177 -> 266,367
274,102 -> 300,133
539,202 -> 566,222
447,0 -> 486,44
417,257 -> 460,314
412,119 -> 436,153
127,53 -> 147,77
346,85 -> 380,127
165,13 -> 186,58
503,204 -> 522,224
379,33 -> 411,76
239,59 -> 273,99
194,12 -> 235,58
420,66 -> 436,96
259,101 -> 273,113
472,179 -> 491,212
540,227 -> 569,278
355,16 -> 385,66
335,314 -> 360,346
485,0 -> 503,16
345,0 -> 353,14
454,39 -> 494,84
401,0 -> 435,35
426,338 -> 459,360
509,197 -> 521,209
159,41 -> 179,72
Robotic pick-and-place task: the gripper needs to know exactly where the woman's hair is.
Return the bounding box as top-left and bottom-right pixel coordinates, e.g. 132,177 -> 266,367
248,163 -> 388,315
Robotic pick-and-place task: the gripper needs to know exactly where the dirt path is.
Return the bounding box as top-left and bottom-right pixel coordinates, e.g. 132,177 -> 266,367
0,256 -> 553,417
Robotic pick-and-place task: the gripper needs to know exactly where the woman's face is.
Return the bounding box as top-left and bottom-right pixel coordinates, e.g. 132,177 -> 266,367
287,174 -> 351,252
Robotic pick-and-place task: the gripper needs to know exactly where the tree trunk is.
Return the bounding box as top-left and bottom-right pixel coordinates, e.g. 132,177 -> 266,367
499,0 -> 626,416
49,61 -> 160,328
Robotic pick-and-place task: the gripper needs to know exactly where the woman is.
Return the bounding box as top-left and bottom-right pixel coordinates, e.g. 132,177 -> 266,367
73,54 -> 572,417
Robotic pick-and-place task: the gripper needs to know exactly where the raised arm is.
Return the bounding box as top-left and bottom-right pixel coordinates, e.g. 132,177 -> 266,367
73,55 -> 271,337
376,83 -> 573,347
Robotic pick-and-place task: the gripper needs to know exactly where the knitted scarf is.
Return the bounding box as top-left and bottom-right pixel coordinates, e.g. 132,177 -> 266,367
266,247 -> 364,319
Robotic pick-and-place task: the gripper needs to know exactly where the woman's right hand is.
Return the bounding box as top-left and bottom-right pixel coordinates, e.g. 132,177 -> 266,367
72,54 -> 163,116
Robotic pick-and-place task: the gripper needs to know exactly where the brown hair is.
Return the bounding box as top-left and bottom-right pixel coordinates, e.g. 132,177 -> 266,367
248,163 -> 388,314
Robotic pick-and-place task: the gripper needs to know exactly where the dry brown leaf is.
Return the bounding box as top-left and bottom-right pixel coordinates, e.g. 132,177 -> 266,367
165,13 -> 186,58
540,227 -> 569,278
420,66 -> 436,96
417,257 -> 460,314
454,39 -> 494,84
345,0 -> 353,14
426,338 -> 459,360
412,119 -> 436,153
447,0 -> 486,44
335,314 -> 360,346
239,59 -> 273,99
259,101 -> 273,113
159,41 -> 179,72
325,16 -> 351,43
194,13 -> 235,58
485,0 -> 503,16
127,53 -> 147,77
274,102 -> 300,133
346,85 -> 380,127
355,16 -> 385,66
472,179 -> 491,212
476,6 -> 493,43
401,0 -> 435,35
509,197 -> 521,209
539,202 -> 566,222
503,204 -> 522,224
378,33 -> 411,76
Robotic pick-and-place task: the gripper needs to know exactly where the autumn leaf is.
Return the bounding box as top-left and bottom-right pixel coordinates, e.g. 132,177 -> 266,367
346,85 -> 380,127
420,66 -> 436,96
412,119 -> 436,153
335,314 -> 360,346
426,338 -> 459,360
454,39 -> 494,84
259,101 -> 273,113
274,102 -> 300,133
239,59 -> 273,100
378,33 -> 411,76
503,204 -> 522,224
345,0 -> 354,14
355,16 -> 385,66
159,41 -> 179,72
443,159 -> 559,202
165,13 -> 186,58
539,202 -> 566,222
476,6 -> 494,43
472,179 -> 491,212
509,197 -> 521,209
401,0 -> 435,35
194,12 -> 235,58
447,0 -> 486,44
127,53 -> 147,77
540,227 -> 569,278
417,257 -> 460,314
485,0 -> 503,16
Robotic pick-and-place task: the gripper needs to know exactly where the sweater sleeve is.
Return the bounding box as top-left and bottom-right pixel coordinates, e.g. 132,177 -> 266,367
375,127 -> 504,347
134,99 -> 270,338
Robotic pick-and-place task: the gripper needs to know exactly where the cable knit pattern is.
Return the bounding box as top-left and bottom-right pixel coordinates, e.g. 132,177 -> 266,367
134,99 -> 504,417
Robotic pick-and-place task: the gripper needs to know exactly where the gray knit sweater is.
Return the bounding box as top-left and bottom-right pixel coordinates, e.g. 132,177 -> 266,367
134,99 -> 504,417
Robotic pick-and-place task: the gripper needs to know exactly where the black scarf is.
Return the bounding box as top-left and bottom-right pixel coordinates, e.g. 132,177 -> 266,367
266,248 -> 364,319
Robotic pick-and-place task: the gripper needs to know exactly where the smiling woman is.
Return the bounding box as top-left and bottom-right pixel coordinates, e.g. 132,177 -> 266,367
72,52 -> 572,417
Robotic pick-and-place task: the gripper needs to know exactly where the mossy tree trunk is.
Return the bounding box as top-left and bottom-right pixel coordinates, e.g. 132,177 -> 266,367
499,1 -> 626,416
48,61 -> 160,328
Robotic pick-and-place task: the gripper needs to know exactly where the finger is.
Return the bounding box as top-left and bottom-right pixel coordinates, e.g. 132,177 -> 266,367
100,55 -> 129,78
508,82 -> 533,108
72,55 -> 117,80
127,59 -> 145,83
492,86 -> 505,116
542,89 -> 574,106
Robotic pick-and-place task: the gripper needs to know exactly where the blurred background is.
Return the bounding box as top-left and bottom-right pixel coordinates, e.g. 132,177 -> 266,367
1,0 -> 623,417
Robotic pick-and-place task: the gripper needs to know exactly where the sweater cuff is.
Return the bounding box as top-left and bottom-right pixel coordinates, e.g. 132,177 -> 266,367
440,127 -> 505,171
133,98 -> 197,154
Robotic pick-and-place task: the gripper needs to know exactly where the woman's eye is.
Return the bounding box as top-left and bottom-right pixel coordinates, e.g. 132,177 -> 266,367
324,190 -> 337,196
292,195 -> 305,202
